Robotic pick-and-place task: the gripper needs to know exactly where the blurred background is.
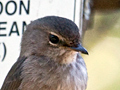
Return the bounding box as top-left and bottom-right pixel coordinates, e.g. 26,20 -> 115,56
0,0 -> 120,90
83,0 -> 120,90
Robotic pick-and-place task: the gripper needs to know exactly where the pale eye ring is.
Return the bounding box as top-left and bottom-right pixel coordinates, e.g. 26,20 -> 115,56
49,34 -> 59,44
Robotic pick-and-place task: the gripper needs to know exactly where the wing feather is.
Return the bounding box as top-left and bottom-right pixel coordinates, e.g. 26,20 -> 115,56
1,56 -> 27,90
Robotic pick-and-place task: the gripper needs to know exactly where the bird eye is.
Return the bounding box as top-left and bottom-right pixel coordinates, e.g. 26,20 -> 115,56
49,34 -> 59,44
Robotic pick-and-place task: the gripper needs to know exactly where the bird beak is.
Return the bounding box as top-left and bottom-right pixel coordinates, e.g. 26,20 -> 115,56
70,44 -> 88,55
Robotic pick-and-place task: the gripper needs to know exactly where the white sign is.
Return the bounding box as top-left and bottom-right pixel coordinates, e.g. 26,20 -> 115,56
0,0 -> 82,88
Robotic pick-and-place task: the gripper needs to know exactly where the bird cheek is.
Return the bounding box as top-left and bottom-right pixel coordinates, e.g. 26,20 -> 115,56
44,47 -> 60,58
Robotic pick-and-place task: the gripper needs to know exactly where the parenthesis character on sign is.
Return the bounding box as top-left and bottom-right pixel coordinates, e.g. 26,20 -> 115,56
1,42 -> 7,61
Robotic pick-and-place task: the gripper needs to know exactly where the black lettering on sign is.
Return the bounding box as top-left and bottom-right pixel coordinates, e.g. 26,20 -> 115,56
9,22 -> 19,36
19,0 -> 30,15
0,21 -> 28,37
0,42 -> 7,62
5,1 -> 17,15
0,0 -> 30,15
2,43 -> 6,62
0,22 -> 7,36
22,21 -> 27,34
0,1 -> 3,14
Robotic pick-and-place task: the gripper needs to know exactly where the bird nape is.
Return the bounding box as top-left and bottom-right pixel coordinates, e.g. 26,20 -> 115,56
1,16 -> 88,90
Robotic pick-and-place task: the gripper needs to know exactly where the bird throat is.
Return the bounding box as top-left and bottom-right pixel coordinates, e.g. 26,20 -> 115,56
58,50 -> 78,64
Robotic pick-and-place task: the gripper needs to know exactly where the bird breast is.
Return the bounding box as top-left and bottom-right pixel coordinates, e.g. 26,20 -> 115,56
19,54 -> 87,90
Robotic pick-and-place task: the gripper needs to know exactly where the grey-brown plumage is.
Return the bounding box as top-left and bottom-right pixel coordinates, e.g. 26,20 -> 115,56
1,16 -> 88,90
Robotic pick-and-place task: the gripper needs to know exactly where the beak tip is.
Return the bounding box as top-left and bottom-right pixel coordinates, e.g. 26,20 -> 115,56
81,50 -> 89,55
69,44 -> 88,55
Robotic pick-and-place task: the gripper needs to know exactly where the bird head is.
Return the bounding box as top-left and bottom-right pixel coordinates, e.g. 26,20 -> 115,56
20,16 -> 88,64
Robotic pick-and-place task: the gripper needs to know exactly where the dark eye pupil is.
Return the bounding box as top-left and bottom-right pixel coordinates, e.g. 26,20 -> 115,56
49,34 -> 59,44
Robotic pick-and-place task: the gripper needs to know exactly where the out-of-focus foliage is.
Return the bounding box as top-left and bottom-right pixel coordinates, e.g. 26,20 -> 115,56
83,10 -> 120,90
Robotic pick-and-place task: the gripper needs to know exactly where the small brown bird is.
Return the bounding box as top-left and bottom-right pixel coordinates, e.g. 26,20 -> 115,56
1,16 -> 88,90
